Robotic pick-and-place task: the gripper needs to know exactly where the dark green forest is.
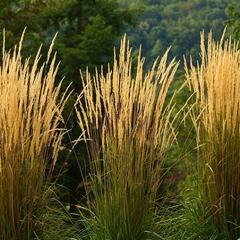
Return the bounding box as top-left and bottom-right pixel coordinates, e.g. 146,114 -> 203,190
118,0 -> 229,64
0,0 -> 232,79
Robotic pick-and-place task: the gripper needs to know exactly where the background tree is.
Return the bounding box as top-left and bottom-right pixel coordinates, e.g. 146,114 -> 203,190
226,2 -> 240,40
43,0 -> 133,90
118,0 -> 229,66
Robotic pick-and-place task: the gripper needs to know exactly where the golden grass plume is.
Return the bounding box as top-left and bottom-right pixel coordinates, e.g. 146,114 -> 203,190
76,36 -> 179,239
0,31 -> 67,240
186,30 -> 240,239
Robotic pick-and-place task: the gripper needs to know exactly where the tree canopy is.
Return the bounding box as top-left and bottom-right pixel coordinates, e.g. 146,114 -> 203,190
0,0 -> 133,89
226,2 -> 240,40
118,0 -> 229,66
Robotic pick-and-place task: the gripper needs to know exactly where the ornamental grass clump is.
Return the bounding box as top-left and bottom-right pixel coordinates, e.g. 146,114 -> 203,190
76,36 -> 179,239
186,31 -> 240,239
0,32 -> 67,240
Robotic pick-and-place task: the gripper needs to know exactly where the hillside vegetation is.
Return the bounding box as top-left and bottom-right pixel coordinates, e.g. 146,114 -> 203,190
118,0 -> 229,64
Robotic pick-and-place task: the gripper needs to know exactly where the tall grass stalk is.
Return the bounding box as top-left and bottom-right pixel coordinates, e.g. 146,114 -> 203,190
76,36 -> 179,239
186,31 -> 240,239
0,31 -> 67,240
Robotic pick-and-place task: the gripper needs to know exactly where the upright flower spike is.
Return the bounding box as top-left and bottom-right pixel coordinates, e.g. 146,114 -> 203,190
76,36 -> 179,240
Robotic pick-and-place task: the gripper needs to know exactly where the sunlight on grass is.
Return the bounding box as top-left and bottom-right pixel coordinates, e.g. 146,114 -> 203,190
186,30 -> 240,239
75,36 -> 180,240
0,30 -> 68,240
